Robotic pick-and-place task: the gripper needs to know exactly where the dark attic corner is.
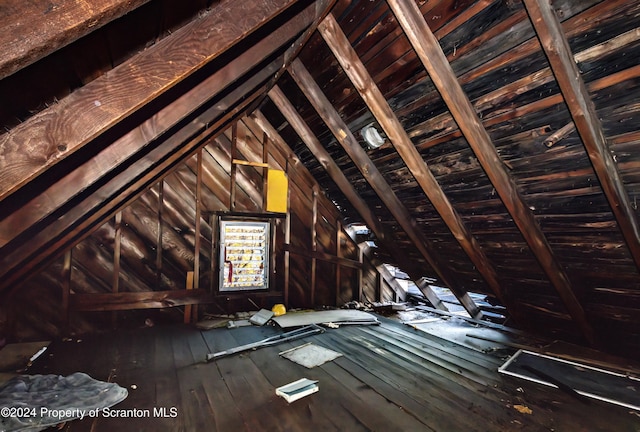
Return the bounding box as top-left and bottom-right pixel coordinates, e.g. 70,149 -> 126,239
0,0 -> 639,430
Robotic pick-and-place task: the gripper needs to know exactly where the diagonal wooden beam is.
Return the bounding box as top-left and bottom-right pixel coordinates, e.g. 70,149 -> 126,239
287,59 -> 491,317
0,0 -> 152,79
523,0 -> 640,272
317,14 -> 482,319
0,69 -> 269,295
385,0 -> 596,345
265,86 -> 465,315
253,105 -> 446,311
0,0 -> 326,248
254,103 -> 386,239
0,0 -> 305,202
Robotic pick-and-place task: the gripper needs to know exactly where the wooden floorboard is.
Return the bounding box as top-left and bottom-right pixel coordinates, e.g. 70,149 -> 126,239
21,317 -> 640,431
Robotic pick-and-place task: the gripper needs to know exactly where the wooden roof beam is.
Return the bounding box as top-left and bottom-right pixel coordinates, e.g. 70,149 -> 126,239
386,0 -> 596,345
317,14 -> 482,319
0,0 -> 306,202
523,0 -> 640,272
288,58 -> 490,317
257,94 -> 448,312
0,0 -> 152,79
259,92 -> 385,239
0,1 -> 326,249
0,72 -> 269,294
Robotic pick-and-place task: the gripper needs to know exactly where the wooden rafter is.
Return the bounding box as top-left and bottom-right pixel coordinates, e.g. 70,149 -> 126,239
0,0 -> 311,203
254,103 -> 385,239
386,0 -> 596,345
523,0 -> 640,272
264,87 -> 453,314
0,0 -> 334,290
0,75 -> 269,294
287,58 -> 485,317
317,14 -> 483,319
0,1 -> 327,248
0,0 -> 151,79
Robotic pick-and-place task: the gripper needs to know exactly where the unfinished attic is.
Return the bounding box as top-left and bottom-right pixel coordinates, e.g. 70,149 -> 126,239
1,0 -> 640,430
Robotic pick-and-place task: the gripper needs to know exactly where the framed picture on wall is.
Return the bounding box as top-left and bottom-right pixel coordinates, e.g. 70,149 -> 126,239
219,219 -> 270,292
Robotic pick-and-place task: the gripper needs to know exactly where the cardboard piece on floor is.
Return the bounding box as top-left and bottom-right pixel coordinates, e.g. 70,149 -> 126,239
279,343 -> 342,368
272,310 -> 379,328
275,378 -> 318,403
250,309 -> 275,326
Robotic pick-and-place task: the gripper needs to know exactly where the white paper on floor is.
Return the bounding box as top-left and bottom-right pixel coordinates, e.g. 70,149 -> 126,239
279,343 -> 342,368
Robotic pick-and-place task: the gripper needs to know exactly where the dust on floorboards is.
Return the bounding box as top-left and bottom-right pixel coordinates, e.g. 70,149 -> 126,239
27,318 -> 640,431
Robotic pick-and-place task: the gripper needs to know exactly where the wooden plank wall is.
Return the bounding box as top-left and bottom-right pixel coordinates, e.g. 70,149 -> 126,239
4,116 -> 380,340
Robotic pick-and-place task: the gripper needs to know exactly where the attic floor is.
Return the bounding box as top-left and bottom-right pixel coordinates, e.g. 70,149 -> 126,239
27,317 -> 640,432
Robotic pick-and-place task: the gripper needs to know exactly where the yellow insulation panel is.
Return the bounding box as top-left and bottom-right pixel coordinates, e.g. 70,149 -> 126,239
266,169 -> 288,213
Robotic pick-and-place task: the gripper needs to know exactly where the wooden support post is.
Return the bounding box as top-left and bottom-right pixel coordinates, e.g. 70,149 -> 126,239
255,105 -> 447,311
385,0 -> 595,344
523,0 -> 640,273
156,181 -> 164,290
193,151 -> 203,320
262,132 -> 270,212
317,15 -> 482,319
336,221 -> 342,306
194,160 -> 202,288
357,247 -> 364,303
230,123 -> 238,212
184,271 -> 194,324
62,249 -> 72,336
112,211 -> 122,328
284,161 -> 291,307
210,214 -> 219,294
311,185 -> 318,306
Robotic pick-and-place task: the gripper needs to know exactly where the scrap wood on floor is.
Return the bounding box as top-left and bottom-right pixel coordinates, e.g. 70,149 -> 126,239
271,309 -> 379,328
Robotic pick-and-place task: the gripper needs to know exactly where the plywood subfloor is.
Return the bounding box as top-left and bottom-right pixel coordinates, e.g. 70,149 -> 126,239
27,317 -> 640,431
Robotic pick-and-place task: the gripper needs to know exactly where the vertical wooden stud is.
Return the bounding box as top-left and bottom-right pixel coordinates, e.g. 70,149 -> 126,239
336,221 -> 342,306
357,247 -> 363,302
112,211 -> 122,328
263,132 -> 270,212
184,271 -> 194,324
284,163 -> 291,307
210,214 -> 219,294
62,249 -> 72,335
193,151 -> 203,320
311,185 -> 318,306
230,123 -> 238,212
156,181 -> 164,290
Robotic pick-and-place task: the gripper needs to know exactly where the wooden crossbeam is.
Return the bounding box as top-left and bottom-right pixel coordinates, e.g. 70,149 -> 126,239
317,14 -> 481,319
523,0 -> 640,272
386,0 -> 595,345
70,289 -> 212,312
